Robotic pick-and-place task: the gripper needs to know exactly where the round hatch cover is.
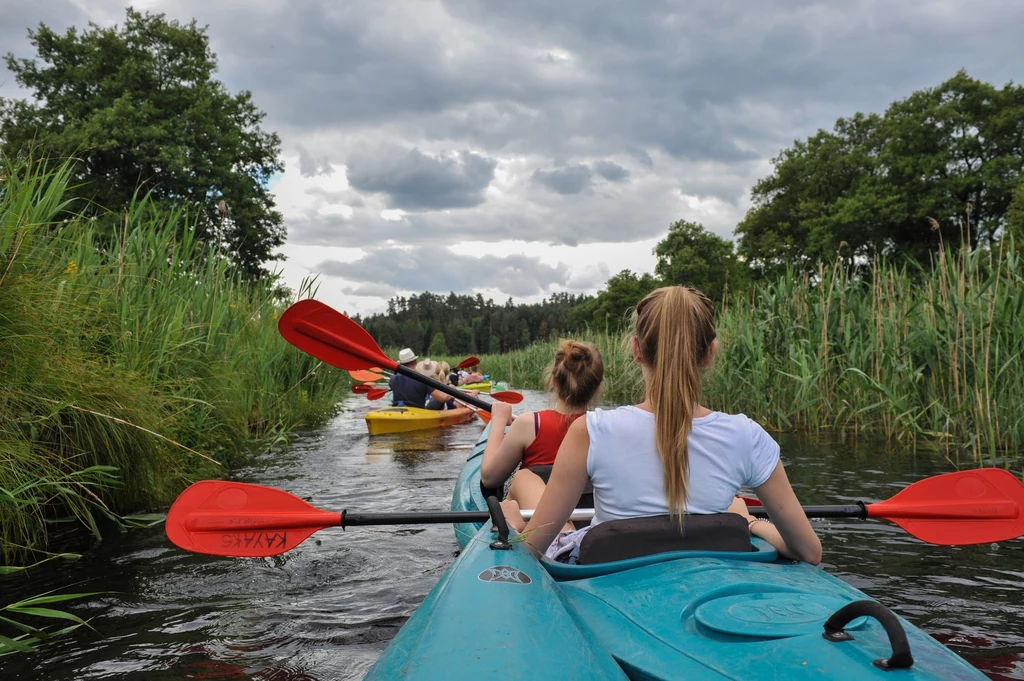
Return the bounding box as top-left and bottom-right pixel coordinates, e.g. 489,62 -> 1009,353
694,593 -> 867,638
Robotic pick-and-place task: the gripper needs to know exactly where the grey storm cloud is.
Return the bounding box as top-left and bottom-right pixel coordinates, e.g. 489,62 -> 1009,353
593,161 -> 630,183
532,164 -> 593,195
297,145 -> 334,178
6,0 -> 1024,258
316,247 -> 569,298
346,146 -> 497,211
532,160 -> 630,195
340,282 -> 398,298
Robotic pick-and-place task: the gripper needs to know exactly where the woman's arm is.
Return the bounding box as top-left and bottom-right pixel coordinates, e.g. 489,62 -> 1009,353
479,404 -> 534,488
750,462 -> 823,564
504,416 -> 590,557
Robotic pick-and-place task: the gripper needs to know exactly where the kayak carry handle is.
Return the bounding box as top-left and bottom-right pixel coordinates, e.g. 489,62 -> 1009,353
486,496 -> 511,550
822,600 -> 913,670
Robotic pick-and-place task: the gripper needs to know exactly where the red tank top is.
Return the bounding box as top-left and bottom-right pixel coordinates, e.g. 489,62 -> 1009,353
521,410 -> 583,468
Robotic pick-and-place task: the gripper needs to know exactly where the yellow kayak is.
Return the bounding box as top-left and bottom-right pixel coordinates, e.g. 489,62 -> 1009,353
364,406 -> 476,435
459,381 -> 491,393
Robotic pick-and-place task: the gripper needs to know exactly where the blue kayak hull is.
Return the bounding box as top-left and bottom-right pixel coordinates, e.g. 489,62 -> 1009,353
365,423 -> 986,680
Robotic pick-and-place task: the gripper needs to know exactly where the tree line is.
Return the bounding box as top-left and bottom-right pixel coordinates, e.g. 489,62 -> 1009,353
355,291 -> 592,355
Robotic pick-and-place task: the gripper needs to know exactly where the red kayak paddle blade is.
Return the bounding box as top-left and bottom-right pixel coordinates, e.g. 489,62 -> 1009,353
366,388 -> 389,401
166,480 -> 341,557
349,370 -> 387,383
455,356 -> 480,370
352,382 -> 381,394
490,391 -> 523,404
279,299 -> 396,372
867,468 -> 1024,545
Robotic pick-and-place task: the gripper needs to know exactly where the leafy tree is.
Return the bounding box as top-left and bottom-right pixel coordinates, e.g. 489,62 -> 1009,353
428,331 -> 448,357
569,270 -> 659,330
1006,179 -> 1024,241
0,8 -> 285,277
449,323 -> 474,354
653,220 -> 746,302
737,71 -> 1024,277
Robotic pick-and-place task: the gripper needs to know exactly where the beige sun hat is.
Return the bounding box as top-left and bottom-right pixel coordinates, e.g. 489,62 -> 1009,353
417,359 -> 438,376
398,348 -> 418,364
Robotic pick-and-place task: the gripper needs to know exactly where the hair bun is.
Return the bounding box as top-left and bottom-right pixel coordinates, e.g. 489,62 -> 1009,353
558,339 -> 590,370
547,339 -> 604,409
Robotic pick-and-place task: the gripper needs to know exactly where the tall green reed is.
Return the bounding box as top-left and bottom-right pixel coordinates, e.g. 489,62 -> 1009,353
0,156 -> 348,565
474,244 -> 1024,462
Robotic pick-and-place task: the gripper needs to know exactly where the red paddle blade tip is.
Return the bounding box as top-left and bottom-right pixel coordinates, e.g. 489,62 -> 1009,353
166,481 -> 340,557
350,369 -> 387,383
868,468 -> 1024,545
490,391 -> 524,404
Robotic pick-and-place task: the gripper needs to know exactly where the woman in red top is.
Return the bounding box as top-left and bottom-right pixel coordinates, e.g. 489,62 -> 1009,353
480,340 -> 604,524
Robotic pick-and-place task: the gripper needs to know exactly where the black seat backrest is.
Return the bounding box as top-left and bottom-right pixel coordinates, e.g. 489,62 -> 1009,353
576,514 -> 752,565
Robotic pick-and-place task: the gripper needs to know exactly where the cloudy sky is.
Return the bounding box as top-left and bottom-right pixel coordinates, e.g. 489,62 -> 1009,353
3,1 -> 1023,314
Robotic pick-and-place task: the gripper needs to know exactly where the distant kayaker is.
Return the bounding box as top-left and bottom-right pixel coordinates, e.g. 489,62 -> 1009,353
499,286 -> 823,565
460,364 -> 485,385
390,349 -> 454,409
481,340 -> 603,522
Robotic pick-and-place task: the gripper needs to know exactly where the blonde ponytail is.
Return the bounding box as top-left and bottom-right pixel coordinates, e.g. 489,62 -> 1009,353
632,286 -> 716,520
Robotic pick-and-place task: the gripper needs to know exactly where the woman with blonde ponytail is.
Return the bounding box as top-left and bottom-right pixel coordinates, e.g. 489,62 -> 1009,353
481,340 -> 604,516
501,286 -> 822,565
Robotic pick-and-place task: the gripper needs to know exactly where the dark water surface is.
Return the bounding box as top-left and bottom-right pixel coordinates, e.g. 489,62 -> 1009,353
2,391 -> 1023,680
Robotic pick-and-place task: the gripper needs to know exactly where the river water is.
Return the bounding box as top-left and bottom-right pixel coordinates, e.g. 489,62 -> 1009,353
2,390 -> 1023,680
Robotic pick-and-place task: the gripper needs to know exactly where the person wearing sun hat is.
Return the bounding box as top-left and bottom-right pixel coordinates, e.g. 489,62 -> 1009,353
417,358 -> 461,410
389,348 -> 451,408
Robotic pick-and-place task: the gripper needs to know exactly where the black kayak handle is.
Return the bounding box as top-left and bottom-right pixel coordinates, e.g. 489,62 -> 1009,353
486,496 -> 512,550
823,600 -> 914,670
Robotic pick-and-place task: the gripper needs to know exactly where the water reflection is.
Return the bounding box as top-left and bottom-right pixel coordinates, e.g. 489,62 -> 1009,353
0,393 -> 1021,680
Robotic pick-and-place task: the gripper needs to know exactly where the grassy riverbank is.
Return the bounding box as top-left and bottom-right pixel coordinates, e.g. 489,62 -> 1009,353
0,158 -> 348,565
474,243 -> 1024,462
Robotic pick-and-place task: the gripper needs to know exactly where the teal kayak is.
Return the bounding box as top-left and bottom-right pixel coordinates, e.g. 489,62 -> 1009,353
364,423 -> 987,680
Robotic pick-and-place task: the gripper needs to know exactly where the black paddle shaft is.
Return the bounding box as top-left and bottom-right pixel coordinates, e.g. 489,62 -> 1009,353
341,503 -> 871,528
394,363 -> 493,411
749,503 -> 869,520
342,510 -> 492,527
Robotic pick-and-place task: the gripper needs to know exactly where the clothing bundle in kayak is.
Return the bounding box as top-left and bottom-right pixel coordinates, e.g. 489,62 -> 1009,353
363,423 -> 988,680
363,405 -> 475,435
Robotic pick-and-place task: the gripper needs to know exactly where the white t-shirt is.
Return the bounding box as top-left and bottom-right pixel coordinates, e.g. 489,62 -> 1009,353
586,406 -> 780,526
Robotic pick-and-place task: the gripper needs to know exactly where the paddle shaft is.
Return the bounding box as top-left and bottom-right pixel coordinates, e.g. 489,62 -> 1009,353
344,509 -> 596,526
340,505 -> 872,527
394,363 -> 493,411
347,500 -> 1017,525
